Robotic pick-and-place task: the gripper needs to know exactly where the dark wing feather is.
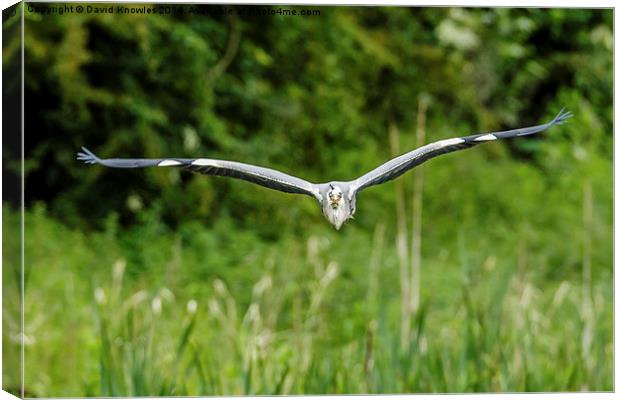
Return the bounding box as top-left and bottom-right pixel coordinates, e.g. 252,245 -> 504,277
77,147 -> 322,200
350,109 -> 572,194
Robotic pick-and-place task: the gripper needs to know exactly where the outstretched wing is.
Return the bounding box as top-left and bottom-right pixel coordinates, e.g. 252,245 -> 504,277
77,148 -> 322,201
350,109 -> 572,194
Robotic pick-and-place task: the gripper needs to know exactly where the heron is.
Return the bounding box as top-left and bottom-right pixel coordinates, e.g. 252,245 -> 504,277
78,108 -> 572,230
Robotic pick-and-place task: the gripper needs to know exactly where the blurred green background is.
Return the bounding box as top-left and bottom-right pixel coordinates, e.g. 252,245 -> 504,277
2,4 -> 613,396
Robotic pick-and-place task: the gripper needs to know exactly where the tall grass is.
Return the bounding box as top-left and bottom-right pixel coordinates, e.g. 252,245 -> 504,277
85,232 -> 611,395
580,181 -> 595,389
93,259 -> 198,396
389,95 -> 428,353
409,95 -> 428,318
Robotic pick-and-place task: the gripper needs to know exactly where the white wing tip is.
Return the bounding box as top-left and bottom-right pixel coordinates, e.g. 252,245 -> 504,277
474,134 -> 497,142
158,160 -> 182,167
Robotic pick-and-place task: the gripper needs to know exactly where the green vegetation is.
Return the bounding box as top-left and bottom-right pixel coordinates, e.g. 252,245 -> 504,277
3,4 -> 612,396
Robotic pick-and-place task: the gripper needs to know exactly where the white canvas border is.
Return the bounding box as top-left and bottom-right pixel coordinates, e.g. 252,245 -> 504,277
0,1 -> 615,399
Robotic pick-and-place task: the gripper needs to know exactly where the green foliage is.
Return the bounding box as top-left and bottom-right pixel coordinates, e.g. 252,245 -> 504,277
2,4 -> 612,396
14,5 -> 612,232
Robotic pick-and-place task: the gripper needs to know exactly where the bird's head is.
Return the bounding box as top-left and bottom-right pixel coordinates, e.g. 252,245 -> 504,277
321,184 -> 356,230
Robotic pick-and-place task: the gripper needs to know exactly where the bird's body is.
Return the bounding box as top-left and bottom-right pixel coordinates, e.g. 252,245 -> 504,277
78,109 -> 572,229
320,183 -> 353,230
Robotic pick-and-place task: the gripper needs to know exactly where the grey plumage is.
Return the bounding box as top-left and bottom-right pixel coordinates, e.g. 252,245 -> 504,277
78,108 -> 572,229
77,147 -> 321,198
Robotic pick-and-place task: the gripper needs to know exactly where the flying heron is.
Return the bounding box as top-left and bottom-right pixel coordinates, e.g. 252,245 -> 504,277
78,108 -> 572,230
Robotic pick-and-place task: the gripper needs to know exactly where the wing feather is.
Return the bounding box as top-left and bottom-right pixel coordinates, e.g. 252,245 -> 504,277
77,147 -> 321,200
350,109 -> 572,193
